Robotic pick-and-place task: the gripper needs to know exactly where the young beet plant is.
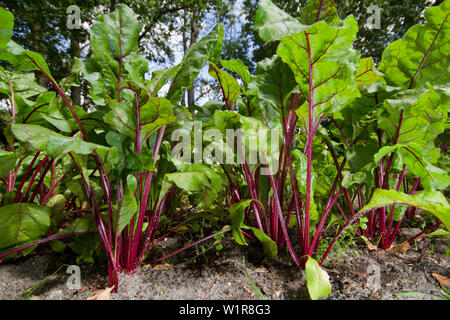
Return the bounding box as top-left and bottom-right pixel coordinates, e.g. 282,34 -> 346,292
0,7 -> 98,260
206,0 -> 364,268
318,0 -> 450,252
204,0 -> 450,299
0,5 -> 226,291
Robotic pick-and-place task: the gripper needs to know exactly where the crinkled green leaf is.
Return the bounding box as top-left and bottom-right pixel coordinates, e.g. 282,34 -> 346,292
0,203 -> 51,253
249,55 -> 298,110
209,60 -> 241,109
379,1 -> 450,90
60,57 -> 83,90
193,100 -> 226,122
147,65 -> 178,97
46,194 -> 67,230
0,66 -> 46,108
0,7 -> 14,49
220,59 -> 252,85
91,4 -> 141,61
279,16 -> 360,119
374,144 -> 450,190
359,189 -> 450,230
355,57 -> 384,89
299,0 -> 340,26
41,95 -> 74,133
255,0 -> 307,42
104,96 -> 176,147
342,171 -> 373,189
160,159 -> 224,209
426,229 -> 450,237
113,175 -> 138,235
140,97 -> 177,141
228,199 -> 254,246
346,142 -> 379,173
59,215 -> 96,234
378,87 -> 448,161
0,41 -> 56,84
0,150 -> 17,179
171,158 -> 223,194
84,4 -> 142,104
167,24 -> 224,104
11,124 -> 109,159
210,110 -> 281,171
242,225 -> 278,259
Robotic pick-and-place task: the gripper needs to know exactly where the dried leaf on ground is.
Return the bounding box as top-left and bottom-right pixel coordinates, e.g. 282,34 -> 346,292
242,284 -> 254,296
432,273 -> 450,289
152,263 -> 173,271
255,266 -> 268,273
87,287 -> 114,300
345,283 -> 356,291
386,241 -> 410,254
363,238 -> 378,251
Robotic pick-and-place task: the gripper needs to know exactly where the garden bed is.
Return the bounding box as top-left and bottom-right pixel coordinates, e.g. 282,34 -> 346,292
0,228 -> 448,300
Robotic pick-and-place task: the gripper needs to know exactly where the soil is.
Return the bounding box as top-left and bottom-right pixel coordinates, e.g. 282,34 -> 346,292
0,227 -> 448,300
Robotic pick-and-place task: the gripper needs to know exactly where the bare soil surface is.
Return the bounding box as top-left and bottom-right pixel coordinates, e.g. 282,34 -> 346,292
0,228 -> 448,300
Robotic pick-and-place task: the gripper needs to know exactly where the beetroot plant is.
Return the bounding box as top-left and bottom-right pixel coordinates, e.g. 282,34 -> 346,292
202,0 -> 449,299
0,0 -> 449,300
0,4 -> 226,291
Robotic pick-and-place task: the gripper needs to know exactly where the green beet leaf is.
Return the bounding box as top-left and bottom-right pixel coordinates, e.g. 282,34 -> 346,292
84,4 -> 142,105
298,0 -> 340,26
278,16 -> 360,120
0,7 -> 13,49
374,144 -> 450,190
242,225 -> 278,259
0,66 -> 47,110
208,60 -> 241,109
167,24 -> 224,104
355,57 -> 384,89
305,255 -> 331,300
228,199 -> 254,246
220,59 -> 252,87
0,203 -> 51,254
255,0 -> 307,42
359,189 -> 450,231
103,96 -> 176,147
0,150 -> 18,179
113,175 -> 138,236
248,55 -> 299,111
379,1 -> 450,90
0,40 -> 57,84
11,123 -> 109,159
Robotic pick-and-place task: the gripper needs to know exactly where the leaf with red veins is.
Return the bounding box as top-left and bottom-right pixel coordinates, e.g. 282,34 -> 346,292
379,1 -> 450,90
277,16 -> 360,122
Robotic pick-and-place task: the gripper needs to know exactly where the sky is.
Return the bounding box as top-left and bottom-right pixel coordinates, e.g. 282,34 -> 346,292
146,0 -> 247,106
0,0 -> 247,110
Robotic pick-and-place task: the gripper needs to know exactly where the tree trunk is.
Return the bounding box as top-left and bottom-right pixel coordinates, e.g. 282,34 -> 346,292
30,21 -> 47,88
110,0 -> 117,12
187,6 -> 200,107
70,38 -> 82,107
182,14 -> 189,106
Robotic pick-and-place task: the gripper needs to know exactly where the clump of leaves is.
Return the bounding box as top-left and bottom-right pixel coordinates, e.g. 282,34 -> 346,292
203,0 -> 450,300
0,4 -> 227,291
